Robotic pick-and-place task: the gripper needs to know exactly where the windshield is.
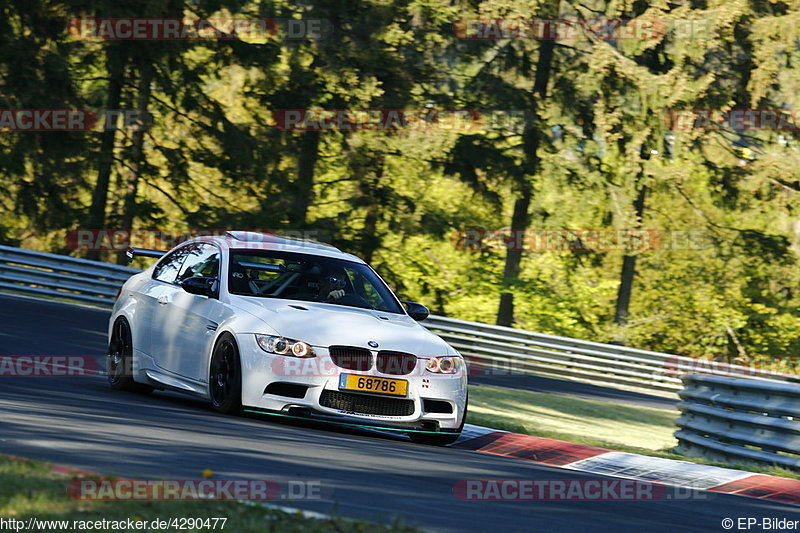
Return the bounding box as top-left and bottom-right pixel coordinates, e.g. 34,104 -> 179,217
228,250 -> 404,314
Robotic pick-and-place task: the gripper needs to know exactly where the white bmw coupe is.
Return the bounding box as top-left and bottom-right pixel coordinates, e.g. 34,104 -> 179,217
108,231 -> 467,444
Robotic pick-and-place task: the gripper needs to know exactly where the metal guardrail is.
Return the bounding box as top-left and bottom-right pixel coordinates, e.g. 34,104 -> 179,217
675,374 -> 800,469
423,315 -> 800,392
0,244 -> 797,394
0,245 -> 137,306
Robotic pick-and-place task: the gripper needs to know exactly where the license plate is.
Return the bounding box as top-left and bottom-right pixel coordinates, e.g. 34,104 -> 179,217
338,374 -> 408,397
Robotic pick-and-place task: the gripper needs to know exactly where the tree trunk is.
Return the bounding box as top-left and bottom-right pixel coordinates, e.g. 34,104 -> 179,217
116,65 -> 153,264
84,49 -> 125,261
496,1 -> 557,326
360,160 -> 385,264
614,183 -> 648,327
496,188 -> 532,326
288,131 -> 320,226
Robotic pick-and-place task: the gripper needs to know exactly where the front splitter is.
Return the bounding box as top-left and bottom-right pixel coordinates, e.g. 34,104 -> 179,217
243,407 -> 459,435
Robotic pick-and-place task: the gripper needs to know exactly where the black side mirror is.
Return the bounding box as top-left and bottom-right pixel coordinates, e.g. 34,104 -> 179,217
401,301 -> 429,321
181,276 -> 218,298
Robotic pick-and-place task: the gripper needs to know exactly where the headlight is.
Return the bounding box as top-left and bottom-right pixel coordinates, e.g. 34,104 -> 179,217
255,334 -> 315,358
425,356 -> 461,374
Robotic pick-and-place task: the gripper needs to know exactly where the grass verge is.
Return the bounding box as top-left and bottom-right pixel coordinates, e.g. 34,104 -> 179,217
0,456 -> 419,533
467,384 -> 800,481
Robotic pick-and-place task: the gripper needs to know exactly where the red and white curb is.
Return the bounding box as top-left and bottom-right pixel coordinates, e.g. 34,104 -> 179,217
452,424 -> 800,506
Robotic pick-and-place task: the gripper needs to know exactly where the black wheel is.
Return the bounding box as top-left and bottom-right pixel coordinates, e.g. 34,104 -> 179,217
209,334 -> 242,414
410,394 -> 468,446
107,318 -> 153,394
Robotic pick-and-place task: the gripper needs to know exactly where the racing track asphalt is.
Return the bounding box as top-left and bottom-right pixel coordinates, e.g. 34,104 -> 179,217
0,293 -> 796,532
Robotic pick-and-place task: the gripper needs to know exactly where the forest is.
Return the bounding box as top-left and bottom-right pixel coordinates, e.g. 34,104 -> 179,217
2,0 -> 799,370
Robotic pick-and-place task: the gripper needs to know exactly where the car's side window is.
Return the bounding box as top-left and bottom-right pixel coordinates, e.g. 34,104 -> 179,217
177,244 -> 220,282
153,246 -> 192,283
346,268 -> 384,309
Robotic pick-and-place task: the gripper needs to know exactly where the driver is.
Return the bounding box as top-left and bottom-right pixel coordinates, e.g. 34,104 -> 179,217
318,267 -> 348,302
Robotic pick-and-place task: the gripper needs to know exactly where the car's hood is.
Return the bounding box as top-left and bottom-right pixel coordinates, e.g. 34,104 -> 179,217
230,297 -> 455,356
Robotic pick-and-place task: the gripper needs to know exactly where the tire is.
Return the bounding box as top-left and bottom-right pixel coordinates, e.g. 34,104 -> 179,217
107,317 -> 153,394
209,333 -> 242,415
409,394 -> 468,446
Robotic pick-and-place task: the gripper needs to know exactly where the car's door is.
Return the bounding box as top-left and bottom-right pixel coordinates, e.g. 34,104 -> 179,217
151,242 -> 225,382
137,245 -> 192,357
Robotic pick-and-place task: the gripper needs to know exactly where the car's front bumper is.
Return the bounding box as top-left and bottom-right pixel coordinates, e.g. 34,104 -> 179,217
236,334 -> 468,431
